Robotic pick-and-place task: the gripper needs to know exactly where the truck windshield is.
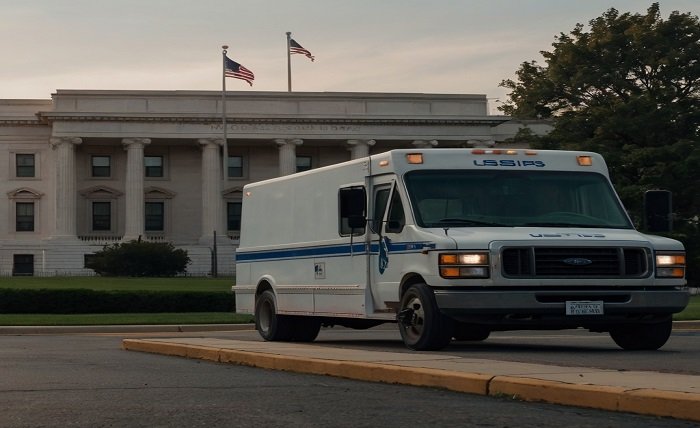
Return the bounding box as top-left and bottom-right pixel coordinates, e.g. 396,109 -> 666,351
404,170 -> 633,229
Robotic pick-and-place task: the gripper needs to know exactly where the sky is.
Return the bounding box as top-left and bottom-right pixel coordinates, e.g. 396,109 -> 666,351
1,0 -> 699,113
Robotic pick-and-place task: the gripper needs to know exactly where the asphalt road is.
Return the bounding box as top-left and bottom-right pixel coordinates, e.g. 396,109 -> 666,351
0,329 -> 698,427
204,324 -> 700,375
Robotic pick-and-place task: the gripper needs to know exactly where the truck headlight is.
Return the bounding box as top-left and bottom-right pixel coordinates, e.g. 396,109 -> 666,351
655,252 -> 686,278
439,252 -> 489,279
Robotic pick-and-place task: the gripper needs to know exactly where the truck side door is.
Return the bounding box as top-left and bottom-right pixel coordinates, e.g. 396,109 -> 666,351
369,180 -> 406,312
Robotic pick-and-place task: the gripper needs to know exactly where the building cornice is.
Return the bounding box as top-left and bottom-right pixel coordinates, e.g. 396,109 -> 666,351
36,113 -> 510,127
0,119 -> 46,126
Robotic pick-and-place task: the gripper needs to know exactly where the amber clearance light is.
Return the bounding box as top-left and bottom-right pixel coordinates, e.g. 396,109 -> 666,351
577,155 -> 593,166
405,153 -> 424,164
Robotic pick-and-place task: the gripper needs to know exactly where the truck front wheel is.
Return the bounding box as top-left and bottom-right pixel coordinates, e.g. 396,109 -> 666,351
608,316 -> 673,350
397,283 -> 453,351
255,290 -> 292,341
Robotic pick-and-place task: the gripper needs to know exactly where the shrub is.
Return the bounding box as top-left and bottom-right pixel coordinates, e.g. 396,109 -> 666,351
0,289 -> 233,313
87,240 -> 190,277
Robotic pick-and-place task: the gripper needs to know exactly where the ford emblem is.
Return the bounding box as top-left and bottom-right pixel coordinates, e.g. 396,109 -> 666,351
563,257 -> 593,266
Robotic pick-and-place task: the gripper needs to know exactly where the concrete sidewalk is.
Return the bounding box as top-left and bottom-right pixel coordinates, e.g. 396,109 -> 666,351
122,336 -> 700,423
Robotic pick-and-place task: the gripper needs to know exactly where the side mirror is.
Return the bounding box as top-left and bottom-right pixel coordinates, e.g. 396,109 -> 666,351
644,190 -> 672,232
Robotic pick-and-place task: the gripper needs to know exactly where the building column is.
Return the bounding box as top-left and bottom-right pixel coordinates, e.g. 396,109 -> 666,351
347,139 -> 376,159
122,138 -> 151,241
49,137 -> 82,238
275,138 -> 303,176
412,139 -> 438,149
199,138 -> 224,243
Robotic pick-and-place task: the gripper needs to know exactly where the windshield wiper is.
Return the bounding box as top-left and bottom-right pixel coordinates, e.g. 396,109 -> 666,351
435,218 -> 509,227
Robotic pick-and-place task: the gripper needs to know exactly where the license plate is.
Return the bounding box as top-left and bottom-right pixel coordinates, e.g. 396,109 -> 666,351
566,300 -> 604,315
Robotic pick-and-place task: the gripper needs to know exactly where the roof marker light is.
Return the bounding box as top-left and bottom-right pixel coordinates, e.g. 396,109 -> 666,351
406,153 -> 423,164
472,149 -> 520,155
577,155 -> 593,166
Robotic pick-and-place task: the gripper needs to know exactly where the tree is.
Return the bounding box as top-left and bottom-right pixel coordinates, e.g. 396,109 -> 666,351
500,3 -> 700,220
500,3 -> 700,284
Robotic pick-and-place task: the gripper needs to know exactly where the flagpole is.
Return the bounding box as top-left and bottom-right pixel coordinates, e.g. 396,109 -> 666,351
286,32 -> 292,92
221,45 -> 229,219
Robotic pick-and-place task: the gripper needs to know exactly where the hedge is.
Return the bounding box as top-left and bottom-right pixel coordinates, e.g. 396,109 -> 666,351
0,289 -> 234,314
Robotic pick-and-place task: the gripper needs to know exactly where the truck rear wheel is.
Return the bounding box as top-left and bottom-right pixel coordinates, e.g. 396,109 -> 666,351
609,317 -> 673,350
255,290 -> 292,341
397,283 -> 453,351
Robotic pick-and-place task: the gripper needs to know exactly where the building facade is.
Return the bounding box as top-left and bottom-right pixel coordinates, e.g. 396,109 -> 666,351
0,90 -> 518,276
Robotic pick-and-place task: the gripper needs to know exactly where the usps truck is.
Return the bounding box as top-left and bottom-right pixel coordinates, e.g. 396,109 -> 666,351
234,149 -> 688,350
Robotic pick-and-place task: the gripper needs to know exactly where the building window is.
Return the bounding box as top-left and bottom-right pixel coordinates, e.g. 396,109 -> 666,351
145,202 -> 164,231
16,202 -> 35,231
296,156 -> 312,173
227,202 -> 242,231
13,254 -> 34,276
92,201 -> 111,231
144,156 -> 164,178
16,154 -> 35,178
91,156 -> 111,177
228,156 -> 243,178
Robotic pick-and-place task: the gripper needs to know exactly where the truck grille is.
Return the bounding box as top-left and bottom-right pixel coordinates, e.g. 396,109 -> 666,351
501,247 -> 649,278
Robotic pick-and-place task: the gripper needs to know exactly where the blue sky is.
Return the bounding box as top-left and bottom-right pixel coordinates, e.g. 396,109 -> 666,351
1,0 -> 698,112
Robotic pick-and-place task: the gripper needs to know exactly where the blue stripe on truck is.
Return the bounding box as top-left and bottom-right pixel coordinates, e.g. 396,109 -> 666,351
236,241 -> 435,262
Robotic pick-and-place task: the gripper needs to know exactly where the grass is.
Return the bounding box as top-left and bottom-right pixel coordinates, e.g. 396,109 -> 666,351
0,312 -> 253,326
0,276 -> 234,292
675,295 -> 700,321
0,277 -> 242,326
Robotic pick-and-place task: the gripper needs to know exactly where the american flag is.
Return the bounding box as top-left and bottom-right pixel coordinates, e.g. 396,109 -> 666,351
224,56 -> 254,86
289,39 -> 315,62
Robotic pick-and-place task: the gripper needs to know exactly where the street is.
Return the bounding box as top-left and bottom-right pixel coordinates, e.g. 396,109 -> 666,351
0,328 -> 698,427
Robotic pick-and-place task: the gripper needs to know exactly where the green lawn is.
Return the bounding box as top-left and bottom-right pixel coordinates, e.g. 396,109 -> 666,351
0,276 -> 233,292
675,295 -> 700,321
0,312 -> 253,326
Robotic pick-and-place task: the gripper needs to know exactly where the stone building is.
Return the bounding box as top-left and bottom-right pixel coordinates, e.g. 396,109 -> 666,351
0,90 -> 520,276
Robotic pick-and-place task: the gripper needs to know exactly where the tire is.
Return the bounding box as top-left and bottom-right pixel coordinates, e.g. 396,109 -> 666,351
255,290 -> 292,341
453,323 -> 490,342
289,316 -> 321,342
397,283 -> 453,351
609,316 -> 673,351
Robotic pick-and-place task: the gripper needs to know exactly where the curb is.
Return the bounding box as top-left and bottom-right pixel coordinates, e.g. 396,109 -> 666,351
673,320 -> 700,330
122,339 -> 700,423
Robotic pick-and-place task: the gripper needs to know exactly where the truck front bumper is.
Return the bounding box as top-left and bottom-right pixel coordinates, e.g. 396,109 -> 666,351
433,287 -> 690,325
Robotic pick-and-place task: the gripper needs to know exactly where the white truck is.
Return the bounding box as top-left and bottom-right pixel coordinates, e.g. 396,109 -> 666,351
234,148 -> 689,350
